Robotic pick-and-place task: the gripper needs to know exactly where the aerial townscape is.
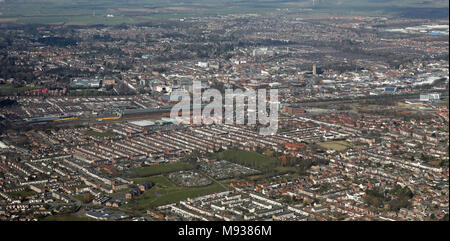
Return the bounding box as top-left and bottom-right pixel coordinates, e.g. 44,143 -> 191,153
0,0 -> 448,222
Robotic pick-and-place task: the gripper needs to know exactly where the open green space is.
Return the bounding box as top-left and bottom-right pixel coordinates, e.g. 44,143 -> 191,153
73,194 -> 85,203
211,149 -> 279,169
0,0 -> 447,25
437,96 -> 449,107
212,149 -> 332,181
0,84 -> 35,96
317,140 -> 364,152
209,149 -> 311,179
86,129 -> 114,138
129,162 -> 195,177
123,175 -> 227,211
132,175 -> 174,187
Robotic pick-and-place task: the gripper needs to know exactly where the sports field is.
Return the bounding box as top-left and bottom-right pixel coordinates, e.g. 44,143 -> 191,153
317,140 -> 365,152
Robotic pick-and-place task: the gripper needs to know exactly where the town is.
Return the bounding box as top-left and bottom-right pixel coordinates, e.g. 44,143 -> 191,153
0,4 -> 448,221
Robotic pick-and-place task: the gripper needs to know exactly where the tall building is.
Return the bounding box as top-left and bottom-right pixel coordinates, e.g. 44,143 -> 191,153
313,64 -> 317,76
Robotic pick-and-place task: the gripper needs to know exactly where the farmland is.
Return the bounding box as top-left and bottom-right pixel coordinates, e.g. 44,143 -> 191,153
0,0 -> 448,25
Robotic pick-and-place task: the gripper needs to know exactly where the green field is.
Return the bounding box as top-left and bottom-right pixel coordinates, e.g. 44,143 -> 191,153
129,162 -> 195,177
437,96 -> 449,107
121,162 -> 229,211
210,149 -> 309,177
86,129 -> 114,138
0,84 -> 34,96
132,175 -> 174,186
123,164 -> 228,211
0,0 -> 447,25
123,175 -> 227,211
111,175 -> 175,199
211,149 -> 280,170
73,194 -> 85,202
317,140 -> 364,152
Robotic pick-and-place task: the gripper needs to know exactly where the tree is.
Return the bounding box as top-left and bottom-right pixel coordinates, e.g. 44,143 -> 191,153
83,193 -> 93,203
280,155 -> 288,166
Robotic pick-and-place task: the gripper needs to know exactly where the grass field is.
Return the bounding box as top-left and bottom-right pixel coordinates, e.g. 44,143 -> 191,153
132,175 -> 174,186
123,162 -> 229,211
437,96 -> 449,107
210,150 -> 306,177
86,130 -> 114,138
317,140 -> 363,152
0,84 -> 34,96
123,175 -> 227,211
73,194 -> 85,202
129,162 -> 195,177
211,149 -> 279,170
